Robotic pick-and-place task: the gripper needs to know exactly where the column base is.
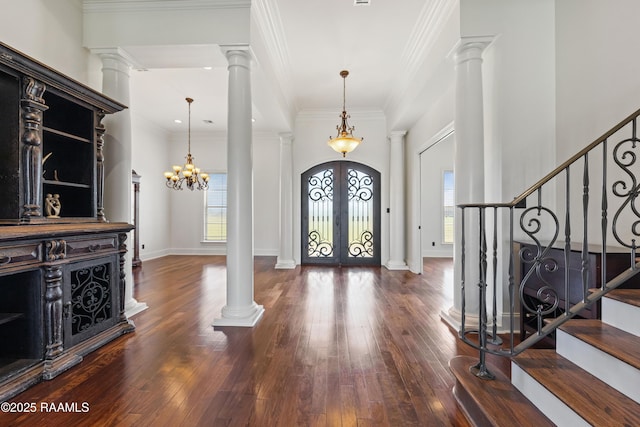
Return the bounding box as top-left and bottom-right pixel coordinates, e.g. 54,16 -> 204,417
213,302 -> 265,327
275,258 -> 296,269
125,298 -> 148,318
385,259 -> 410,270
440,306 -> 464,334
440,306 -> 514,336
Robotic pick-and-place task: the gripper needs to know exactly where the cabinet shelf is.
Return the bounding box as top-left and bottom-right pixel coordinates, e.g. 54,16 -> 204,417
43,180 -> 91,189
0,313 -> 22,326
43,127 -> 91,144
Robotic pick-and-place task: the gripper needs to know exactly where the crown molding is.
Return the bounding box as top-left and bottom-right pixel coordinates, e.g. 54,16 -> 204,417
83,0 -> 250,13
384,0 -> 457,112
250,0 -> 296,111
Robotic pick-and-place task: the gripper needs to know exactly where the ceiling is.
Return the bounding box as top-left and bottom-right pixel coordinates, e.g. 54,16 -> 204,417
124,0 -> 455,136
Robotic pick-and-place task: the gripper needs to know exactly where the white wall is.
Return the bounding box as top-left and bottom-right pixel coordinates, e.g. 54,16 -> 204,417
462,0 -> 556,203
404,4 -> 458,272
555,0 -> 640,161
0,0 -> 91,87
420,133 -> 455,257
294,111 -> 389,265
406,92 -> 456,265
253,133 -> 281,255
130,113 -> 173,260
555,1 -> 640,246
164,131 -> 280,256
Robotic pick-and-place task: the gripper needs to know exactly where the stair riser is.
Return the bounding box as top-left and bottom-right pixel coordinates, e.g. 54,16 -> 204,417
511,362 -> 590,427
556,329 -> 640,403
602,297 -> 640,336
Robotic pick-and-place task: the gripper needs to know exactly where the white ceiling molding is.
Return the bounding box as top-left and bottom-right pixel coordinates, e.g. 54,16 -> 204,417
250,0 -> 296,111
83,0 -> 250,13
384,0 -> 458,123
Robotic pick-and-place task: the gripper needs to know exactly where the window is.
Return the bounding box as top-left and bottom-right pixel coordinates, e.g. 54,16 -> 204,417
443,170 -> 454,244
204,173 -> 227,241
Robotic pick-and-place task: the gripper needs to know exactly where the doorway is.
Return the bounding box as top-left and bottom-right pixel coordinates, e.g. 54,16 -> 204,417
301,161 -> 380,266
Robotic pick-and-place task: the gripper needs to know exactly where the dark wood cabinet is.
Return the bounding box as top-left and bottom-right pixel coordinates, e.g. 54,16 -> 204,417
0,42 -> 134,401
516,241 -> 640,344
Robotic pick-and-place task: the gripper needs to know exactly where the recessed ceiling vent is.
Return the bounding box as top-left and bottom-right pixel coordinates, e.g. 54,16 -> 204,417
354,0 -> 370,5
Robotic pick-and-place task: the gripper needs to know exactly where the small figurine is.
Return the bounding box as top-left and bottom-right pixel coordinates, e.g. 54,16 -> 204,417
45,193 -> 61,218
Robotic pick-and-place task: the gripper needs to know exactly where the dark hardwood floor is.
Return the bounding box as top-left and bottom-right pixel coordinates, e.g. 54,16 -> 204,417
0,256 -> 507,426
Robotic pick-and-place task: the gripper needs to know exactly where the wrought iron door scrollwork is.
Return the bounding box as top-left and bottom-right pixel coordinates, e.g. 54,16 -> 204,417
347,168 -> 373,201
302,161 -> 380,265
308,230 -> 334,257
348,230 -> 374,257
308,169 -> 334,201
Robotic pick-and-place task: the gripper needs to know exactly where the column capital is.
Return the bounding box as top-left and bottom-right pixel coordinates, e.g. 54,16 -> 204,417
91,47 -> 141,72
451,35 -> 497,65
223,48 -> 251,72
389,130 -> 407,143
220,44 -> 250,54
278,132 -> 294,143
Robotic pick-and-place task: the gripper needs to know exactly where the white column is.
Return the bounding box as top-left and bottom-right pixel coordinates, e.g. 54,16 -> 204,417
213,48 -> 264,327
95,48 -> 148,318
386,130 -> 409,270
275,132 -> 296,269
441,37 -> 493,331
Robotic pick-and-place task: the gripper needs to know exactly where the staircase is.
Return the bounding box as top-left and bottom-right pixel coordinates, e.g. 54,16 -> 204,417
450,106 -> 640,426
451,289 -> 640,426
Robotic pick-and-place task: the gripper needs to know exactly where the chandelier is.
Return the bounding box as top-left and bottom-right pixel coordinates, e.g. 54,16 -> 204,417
164,97 -> 209,190
328,70 -> 363,157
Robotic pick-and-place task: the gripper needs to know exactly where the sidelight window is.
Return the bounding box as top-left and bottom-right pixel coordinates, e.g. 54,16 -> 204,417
204,173 -> 227,242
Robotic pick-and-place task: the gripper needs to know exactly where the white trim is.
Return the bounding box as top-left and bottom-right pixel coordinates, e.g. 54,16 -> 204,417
83,0 -> 250,13
418,122 -> 455,155
275,259 -> 296,269
384,0 -> 458,113
385,261 -> 410,271
407,121 -> 455,273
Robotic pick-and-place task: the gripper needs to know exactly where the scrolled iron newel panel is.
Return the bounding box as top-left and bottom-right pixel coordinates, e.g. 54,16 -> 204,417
518,204 -> 561,334
612,125 -> 640,255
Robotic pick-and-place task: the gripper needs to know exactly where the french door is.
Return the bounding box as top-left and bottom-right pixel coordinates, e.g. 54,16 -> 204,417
301,161 -> 380,266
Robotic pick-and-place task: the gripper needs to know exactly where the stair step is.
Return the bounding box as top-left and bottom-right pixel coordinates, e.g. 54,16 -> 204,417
512,350 -> 640,426
557,319 -> 640,403
449,355 -> 553,427
602,289 -> 640,336
605,289 -> 640,307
